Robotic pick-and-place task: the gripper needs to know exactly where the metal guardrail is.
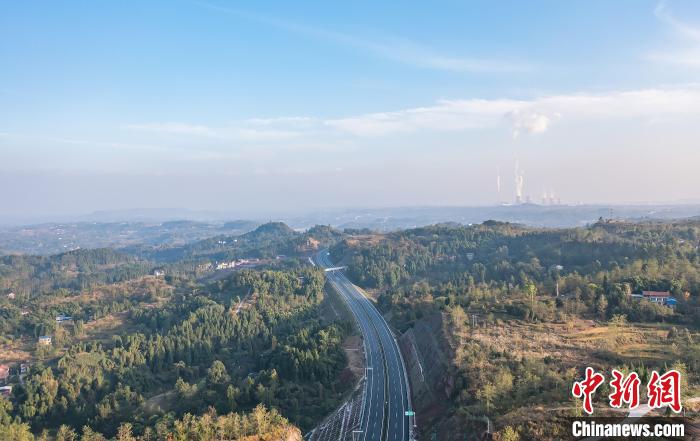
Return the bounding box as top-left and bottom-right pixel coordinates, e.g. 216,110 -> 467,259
306,380 -> 365,441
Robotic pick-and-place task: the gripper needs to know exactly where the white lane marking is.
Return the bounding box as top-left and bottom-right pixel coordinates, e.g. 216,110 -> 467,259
320,253 -> 374,441
351,279 -> 408,441
322,252 -> 402,441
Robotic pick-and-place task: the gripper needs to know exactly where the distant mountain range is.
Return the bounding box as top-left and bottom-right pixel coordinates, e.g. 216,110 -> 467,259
3,204 -> 700,255
283,204 -> 700,230
0,219 -> 260,255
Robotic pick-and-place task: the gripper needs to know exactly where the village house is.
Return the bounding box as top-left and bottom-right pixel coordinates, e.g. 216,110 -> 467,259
38,335 -> 52,346
0,364 -> 10,384
0,385 -> 12,397
631,290 -> 677,307
6,292 -> 15,300
643,290 -> 671,304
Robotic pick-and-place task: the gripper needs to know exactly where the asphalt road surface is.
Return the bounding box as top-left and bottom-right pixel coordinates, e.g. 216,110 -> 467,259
315,250 -> 413,441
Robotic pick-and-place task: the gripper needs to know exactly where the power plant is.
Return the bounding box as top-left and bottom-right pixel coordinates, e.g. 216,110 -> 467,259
514,161 -> 524,204
498,161 -> 563,206
496,166 -> 502,204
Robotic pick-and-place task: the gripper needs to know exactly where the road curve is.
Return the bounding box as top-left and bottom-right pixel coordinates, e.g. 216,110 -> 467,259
315,250 -> 414,441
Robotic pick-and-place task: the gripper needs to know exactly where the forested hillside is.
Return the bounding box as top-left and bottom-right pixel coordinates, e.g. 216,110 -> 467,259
3,219 -> 700,440
0,249 -> 151,297
0,223 -> 354,440
331,220 -> 700,439
0,220 -> 261,256
131,223 -> 342,264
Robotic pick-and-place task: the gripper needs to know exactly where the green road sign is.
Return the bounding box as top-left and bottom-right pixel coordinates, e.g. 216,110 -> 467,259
405,410 -> 415,416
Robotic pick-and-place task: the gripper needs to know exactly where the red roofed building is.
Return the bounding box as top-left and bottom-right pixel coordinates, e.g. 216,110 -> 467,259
642,291 -> 671,304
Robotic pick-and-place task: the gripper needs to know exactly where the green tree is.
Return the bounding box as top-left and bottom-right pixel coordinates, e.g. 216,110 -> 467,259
477,382 -> 497,413
500,426 -> 520,441
115,423 -> 136,441
524,281 -> 537,309
0,422 -> 34,441
207,360 -> 230,386
0,397 -> 13,426
80,426 -> 106,441
596,294 -> 608,320
56,425 -> 77,441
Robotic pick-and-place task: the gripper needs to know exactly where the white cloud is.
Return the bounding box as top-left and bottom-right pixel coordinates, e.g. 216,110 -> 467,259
245,116 -> 315,126
232,127 -> 303,141
124,86 -> 700,142
508,110 -> 553,139
126,122 -> 217,137
324,99 -> 523,136
329,86 -> 700,137
125,121 -> 307,142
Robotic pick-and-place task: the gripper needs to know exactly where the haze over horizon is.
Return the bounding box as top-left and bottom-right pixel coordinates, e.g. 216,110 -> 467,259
3,1 -> 700,219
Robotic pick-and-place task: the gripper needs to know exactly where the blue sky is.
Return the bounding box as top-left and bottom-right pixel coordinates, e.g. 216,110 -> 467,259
2,1 -> 700,218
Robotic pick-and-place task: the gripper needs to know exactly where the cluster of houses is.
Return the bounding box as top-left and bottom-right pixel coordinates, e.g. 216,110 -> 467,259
182,256 -> 270,274
215,260 -> 237,270
214,258 -> 262,271
195,258 -> 265,272
631,290 -> 678,308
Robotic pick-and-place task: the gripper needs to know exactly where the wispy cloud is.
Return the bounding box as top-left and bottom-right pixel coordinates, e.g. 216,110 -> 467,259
126,122 -> 217,137
655,1 -> 700,41
357,38 -> 532,73
0,131 -> 171,153
324,99 -> 521,136
125,120 -> 308,142
129,86 -> 700,140
328,86 -> 700,137
647,1 -> 700,67
193,1 -> 531,74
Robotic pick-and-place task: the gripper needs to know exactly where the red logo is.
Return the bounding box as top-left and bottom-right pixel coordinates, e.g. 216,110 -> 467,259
648,370 -> 682,413
572,367 -> 605,415
608,369 -> 640,409
572,368 -> 683,414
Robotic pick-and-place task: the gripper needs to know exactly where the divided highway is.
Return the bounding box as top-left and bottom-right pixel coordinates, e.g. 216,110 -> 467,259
315,250 -> 414,441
